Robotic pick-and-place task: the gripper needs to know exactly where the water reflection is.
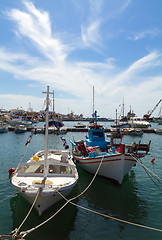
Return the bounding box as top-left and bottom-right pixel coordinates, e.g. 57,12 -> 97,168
10,189 -> 78,240
76,167 -> 148,223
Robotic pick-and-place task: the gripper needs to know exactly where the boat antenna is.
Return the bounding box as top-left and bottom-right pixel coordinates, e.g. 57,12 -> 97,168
42,86 -> 54,180
116,109 -> 117,129
93,86 -> 94,115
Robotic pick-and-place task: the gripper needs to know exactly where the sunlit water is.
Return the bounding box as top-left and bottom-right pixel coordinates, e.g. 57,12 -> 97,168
0,122 -> 162,240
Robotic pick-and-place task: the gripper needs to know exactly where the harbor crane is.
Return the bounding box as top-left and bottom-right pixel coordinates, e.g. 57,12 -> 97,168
143,99 -> 162,119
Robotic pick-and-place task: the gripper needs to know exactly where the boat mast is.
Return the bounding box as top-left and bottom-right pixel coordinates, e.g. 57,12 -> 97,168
42,86 -> 53,179
53,90 -> 54,114
122,97 -> 124,120
93,86 -> 94,115
116,109 -> 117,129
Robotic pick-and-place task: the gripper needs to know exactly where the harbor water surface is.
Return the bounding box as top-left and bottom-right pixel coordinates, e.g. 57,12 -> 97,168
0,121 -> 162,240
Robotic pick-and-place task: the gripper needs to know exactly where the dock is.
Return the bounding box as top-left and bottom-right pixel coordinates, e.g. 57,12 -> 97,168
7,126 -> 160,134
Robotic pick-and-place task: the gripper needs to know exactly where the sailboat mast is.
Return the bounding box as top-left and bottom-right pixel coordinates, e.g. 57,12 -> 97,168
53,90 -> 54,113
93,86 -> 94,114
42,86 -> 53,179
122,97 -> 124,120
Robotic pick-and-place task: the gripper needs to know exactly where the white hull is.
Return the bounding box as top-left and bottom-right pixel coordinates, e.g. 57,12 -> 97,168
14,182 -> 76,215
9,120 -> 32,126
128,118 -> 151,128
74,153 -> 136,184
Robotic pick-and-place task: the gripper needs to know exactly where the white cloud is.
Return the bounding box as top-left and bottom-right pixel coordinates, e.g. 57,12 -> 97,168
0,94 -> 43,111
80,0 -> 104,48
0,1 -> 162,117
6,1 -> 68,64
128,29 -> 160,41
81,20 -> 101,46
123,51 -> 162,77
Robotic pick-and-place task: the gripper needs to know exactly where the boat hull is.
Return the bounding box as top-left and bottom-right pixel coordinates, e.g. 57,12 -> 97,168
74,153 -> 136,184
0,127 -> 8,133
12,180 -> 77,216
23,186 -> 74,215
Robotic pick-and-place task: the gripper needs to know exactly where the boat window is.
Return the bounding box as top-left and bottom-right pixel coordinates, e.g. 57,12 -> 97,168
93,131 -> 104,138
49,165 -> 72,174
19,164 -> 44,174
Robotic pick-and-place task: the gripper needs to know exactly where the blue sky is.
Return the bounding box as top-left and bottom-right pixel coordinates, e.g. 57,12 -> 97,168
0,0 -> 162,118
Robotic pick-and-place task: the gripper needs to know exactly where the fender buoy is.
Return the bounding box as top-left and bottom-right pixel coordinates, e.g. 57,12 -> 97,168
33,155 -> 39,162
120,143 -> 125,154
88,147 -> 94,152
151,158 -> 155,163
8,167 -> 15,175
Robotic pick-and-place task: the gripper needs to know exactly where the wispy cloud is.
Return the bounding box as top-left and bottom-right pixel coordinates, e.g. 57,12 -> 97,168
81,0 -> 132,48
123,51 -> 162,76
0,0 -> 162,116
128,28 -> 160,41
6,1 -> 68,64
81,0 -> 103,48
81,20 -> 101,46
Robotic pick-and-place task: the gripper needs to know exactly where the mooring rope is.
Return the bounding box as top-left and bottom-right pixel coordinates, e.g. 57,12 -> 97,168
12,188 -> 41,239
132,154 -> 162,190
1,147 -> 29,213
15,147 -> 29,174
20,153 -> 162,239
0,192 -> 17,203
56,187 -> 162,233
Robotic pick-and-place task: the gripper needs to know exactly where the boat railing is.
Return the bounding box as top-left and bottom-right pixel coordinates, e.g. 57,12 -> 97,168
126,140 -> 151,154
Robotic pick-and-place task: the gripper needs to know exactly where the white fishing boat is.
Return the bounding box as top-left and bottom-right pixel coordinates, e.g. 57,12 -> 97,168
154,128 -> 162,135
158,118 -> 162,125
73,122 -> 86,128
123,128 -> 143,136
8,116 -> 32,127
10,86 -> 78,215
14,125 -> 27,133
71,111 -> 151,184
128,117 -> 151,128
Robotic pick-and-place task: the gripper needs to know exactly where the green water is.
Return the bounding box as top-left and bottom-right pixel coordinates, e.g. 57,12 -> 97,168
0,122 -> 162,240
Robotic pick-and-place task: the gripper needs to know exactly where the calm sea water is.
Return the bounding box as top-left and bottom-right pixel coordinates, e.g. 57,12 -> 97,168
0,122 -> 162,240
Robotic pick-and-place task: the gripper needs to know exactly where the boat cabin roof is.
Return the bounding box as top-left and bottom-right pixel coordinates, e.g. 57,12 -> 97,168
17,161 -> 76,177
86,127 -> 110,150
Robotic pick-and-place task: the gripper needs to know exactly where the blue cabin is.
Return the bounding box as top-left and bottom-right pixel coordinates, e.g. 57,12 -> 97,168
85,111 -> 110,150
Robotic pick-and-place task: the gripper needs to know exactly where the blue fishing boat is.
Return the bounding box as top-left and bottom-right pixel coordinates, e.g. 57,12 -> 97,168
48,117 -> 64,129
71,111 -> 151,184
0,121 -> 8,133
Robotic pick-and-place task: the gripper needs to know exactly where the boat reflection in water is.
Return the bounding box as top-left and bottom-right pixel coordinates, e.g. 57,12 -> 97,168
10,166 -> 148,239
10,190 -> 78,240
73,167 -> 148,236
